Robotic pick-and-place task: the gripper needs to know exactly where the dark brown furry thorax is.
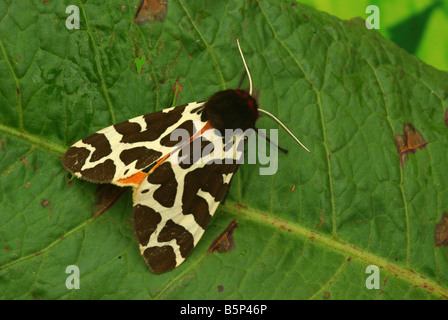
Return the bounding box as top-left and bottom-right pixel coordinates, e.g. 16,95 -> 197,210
201,89 -> 258,134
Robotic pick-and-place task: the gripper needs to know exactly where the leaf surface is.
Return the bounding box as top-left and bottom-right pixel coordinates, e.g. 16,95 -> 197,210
1,0 -> 448,299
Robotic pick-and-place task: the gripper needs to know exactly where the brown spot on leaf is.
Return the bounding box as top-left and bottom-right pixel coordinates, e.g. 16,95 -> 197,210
170,78 -> 183,107
217,285 -> 224,292
40,199 -> 51,208
394,123 -> 427,165
435,212 -> 448,247
66,173 -> 73,188
445,109 -> 448,127
317,215 -> 325,228
93,184 -> 126,218
379,276 -> 389,296
134,0 -> 167,25
234,202 -> 248,210
20,157 -> 30,166
207,219 -> 238,253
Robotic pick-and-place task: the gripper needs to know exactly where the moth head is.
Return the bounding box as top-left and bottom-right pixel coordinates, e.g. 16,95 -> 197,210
203,89 -> 258,133
203,39 -> 310,152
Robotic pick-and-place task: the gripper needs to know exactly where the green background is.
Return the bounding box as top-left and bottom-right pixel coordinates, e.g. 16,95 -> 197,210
302,0 -> 448,71
0,0 -> 448,299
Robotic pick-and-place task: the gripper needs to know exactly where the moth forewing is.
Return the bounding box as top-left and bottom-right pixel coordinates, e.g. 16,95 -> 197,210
63,102 -> 205,185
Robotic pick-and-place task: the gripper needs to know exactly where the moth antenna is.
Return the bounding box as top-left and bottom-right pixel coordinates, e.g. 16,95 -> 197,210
236,39 -> 253,95
258,108 -> 311,153
237,40 -> 309,153
256,129 -> 289,154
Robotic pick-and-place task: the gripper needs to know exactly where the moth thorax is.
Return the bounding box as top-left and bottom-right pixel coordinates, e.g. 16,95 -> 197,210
202,89 -> 258,135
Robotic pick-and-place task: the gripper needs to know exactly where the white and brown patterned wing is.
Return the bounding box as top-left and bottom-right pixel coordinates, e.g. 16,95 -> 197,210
132,130 -> 246,273
63,102 -> 206,185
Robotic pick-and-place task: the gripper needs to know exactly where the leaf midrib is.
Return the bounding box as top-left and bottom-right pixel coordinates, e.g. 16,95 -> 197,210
221,200 -> 448,299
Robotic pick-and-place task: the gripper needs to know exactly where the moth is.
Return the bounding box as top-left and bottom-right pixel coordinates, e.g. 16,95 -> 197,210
63,40 -> 309,273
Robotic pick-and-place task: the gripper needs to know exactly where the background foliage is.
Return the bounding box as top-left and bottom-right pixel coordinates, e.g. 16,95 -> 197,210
300,0 -> 448,71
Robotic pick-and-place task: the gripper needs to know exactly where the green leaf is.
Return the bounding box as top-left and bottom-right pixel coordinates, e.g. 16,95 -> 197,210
1,0 -> 448,300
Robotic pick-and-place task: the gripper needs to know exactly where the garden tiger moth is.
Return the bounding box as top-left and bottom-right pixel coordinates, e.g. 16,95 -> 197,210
63,40 -> 309,273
